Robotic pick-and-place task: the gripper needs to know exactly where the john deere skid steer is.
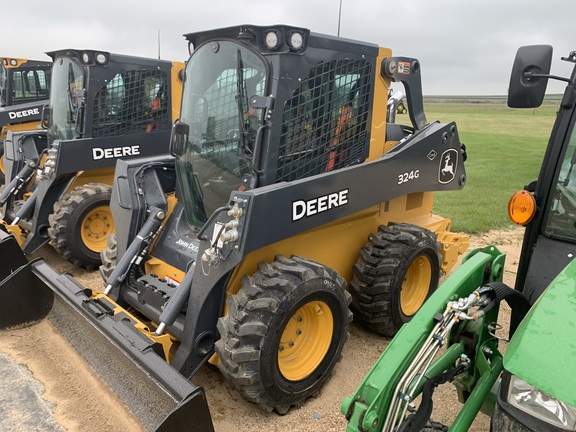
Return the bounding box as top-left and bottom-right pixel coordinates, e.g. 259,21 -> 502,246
0,57 -> 52,182
0,25 -> 469,430
342,45 -> 576,432
0,49 -> 183,269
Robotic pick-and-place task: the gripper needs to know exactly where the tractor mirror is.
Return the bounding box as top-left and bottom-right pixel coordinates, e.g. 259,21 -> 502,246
508,45 -> 553,108
170,121 -> 189,156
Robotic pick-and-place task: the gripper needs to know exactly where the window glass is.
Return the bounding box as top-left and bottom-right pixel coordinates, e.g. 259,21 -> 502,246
275,59 -> 372,182
176,41 -> 266,227
92,69 -> 169,137
11,69 -> 50,103
544,126 -> 576,242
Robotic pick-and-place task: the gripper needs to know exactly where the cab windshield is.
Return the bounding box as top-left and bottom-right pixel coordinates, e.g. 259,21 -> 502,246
48,58 -> 84,144
176,41 -> 266,228
544,122 -> 576,242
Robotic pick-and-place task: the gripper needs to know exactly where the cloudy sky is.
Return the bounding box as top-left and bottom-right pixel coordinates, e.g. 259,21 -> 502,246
5,0 -> 576,95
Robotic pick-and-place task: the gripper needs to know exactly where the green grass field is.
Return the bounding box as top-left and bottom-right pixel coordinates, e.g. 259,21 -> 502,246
424,101 -> 557,233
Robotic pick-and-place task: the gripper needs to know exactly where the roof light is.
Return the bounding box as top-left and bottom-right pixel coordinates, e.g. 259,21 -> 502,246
9,59 -> 17,66
289,32 -> 304,50
95,53 -> 107,64
265,31 -> 279,50
508,190 -> 536,225
82,52 -> 91,63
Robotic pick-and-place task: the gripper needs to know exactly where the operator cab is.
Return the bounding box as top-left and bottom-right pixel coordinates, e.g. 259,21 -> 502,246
507,45 -> 576,304
171,25 -> 379,229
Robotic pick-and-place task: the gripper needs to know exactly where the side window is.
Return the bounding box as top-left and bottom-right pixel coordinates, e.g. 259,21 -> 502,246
544,126 -> 576,241
92,69 -> 169,137
10,69 -> 50,103
276,59 -> 372,183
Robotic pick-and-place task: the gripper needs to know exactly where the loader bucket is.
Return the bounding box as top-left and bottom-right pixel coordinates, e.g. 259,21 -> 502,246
156,390 -> 215,432
0,232 -> 54,330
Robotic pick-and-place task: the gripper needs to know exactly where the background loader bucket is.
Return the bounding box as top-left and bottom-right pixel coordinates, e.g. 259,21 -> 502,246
0,233 -> 54,330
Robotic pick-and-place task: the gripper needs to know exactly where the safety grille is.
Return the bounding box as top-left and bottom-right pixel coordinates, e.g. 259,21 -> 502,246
92,69 -> 170,137
275,59 -> 372,183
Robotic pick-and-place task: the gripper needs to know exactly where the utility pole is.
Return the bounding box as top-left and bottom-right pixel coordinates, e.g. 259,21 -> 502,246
337,0 -> 343,36
157,29 -> 161,59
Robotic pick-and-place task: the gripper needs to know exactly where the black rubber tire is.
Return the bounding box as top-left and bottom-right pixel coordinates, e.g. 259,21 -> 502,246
215,255 -> 352,414
48,183 -> 113,270
99,233 -> 117,284
349,222 -> 441,337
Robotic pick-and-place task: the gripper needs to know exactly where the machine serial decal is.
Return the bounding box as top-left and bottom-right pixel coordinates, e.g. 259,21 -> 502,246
92,145 -> 141,160
8,107 -> 40,119
438,149 -> 458,184
292,189 -> 349,221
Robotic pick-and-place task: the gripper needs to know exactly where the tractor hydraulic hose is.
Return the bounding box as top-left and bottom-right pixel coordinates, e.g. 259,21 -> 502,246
397,362 -> 468,432
10,192 -> 37,225
154,264 -> 194,336
0,161 -> 36,206
103,207 -> 165,296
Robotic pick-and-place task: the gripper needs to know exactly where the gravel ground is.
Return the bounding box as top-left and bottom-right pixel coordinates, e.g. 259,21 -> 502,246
0,227 -> 524,431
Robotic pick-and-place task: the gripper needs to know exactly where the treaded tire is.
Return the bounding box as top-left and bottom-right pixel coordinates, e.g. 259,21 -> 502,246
48,183 -> 113,270
349,222 -> 441,337
99,233 -> 117,283
215,255 -> 352,414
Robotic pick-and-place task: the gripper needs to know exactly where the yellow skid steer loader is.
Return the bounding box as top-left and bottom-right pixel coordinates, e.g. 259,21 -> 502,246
0,50 -> 183,269
0,25 -> 469,431
0,57 -> 52,182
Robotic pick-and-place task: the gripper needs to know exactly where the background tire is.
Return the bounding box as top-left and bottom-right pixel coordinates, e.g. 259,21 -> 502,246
99,233 -> 117,283
215,255 -> 352,414
349,223 -> 441,337
48,183 -> 114,270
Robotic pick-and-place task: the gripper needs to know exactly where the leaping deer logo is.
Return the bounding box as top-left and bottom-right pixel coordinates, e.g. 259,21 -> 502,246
441,154 -> 454,177
438,149 -> 458,184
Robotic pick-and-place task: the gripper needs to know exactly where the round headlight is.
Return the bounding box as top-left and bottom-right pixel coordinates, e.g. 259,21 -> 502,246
290,32 -> 303,50
10,59 -> 18,66
95,53 -> 107,64
82,53 -> 90,63
265,31 -> 278,49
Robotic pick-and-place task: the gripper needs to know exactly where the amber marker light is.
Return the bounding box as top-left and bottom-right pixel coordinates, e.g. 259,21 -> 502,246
508,190 -> 536,225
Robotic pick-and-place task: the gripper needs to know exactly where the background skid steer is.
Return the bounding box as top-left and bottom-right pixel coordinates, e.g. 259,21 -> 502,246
0,57 -> 52,183
0,49 -> 183,269
0,25 -> 468,430
342,45 -> 576,432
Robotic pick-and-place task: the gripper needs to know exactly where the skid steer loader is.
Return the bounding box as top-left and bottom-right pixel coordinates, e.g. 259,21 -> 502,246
0,57 -> 52,182
342,45 -> 576,432
0,49 -> 184,269
0,25 -> 469,430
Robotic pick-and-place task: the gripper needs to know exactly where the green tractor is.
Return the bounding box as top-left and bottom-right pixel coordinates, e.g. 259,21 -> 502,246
342,45 -> 576,431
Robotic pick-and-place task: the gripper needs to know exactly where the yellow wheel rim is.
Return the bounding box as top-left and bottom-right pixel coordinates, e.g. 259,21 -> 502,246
80,205 -> 114,252
0,154 -> 4,175
278,300 -> 333,381
400,255 -> 432,316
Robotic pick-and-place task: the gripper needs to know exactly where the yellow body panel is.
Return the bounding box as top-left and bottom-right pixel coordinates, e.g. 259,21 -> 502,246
1,120 -> 43,138
0,58 -> 33,69
170,62 -> 185,123
66,167 -> 115,191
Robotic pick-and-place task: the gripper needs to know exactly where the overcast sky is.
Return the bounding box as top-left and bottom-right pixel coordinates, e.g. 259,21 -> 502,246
4,0 -> 576,95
